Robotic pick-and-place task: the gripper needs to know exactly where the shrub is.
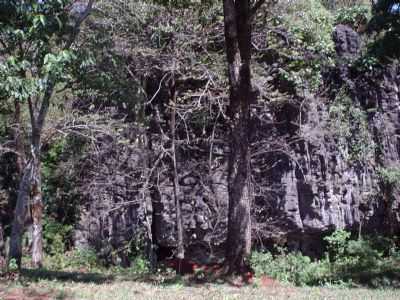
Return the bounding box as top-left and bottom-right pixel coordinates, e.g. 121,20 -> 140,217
250,250 -> 330,286
324,229 -> 351,261
43,218 -> 73,257
251,231 -> 400,287
335,5 -> 371,29
283,0 -> 335,55
66,248 -> 100,270
377,167 -> 400,187
45,247 -> 100,271
268,0 -> 335,91
322,0 -> 370,10
328,88 -> 375,163
324,230 -> 400,287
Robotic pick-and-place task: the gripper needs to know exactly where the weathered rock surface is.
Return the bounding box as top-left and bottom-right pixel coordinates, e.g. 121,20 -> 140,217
71,25 -> 400,262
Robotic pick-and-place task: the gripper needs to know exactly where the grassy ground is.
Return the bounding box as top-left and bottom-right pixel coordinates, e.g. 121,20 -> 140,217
1,270 -> 400,300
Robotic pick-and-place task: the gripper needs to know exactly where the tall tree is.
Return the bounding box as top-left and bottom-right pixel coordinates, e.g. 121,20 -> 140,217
222,0 -> 265,274
368,0 -> 400,57
0,0 -> 94,268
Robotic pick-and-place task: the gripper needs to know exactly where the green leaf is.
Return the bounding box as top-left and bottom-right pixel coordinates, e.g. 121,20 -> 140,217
39,14 -> 46,26
55,16 -> 63,29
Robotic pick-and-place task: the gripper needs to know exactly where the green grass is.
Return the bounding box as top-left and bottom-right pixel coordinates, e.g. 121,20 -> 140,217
1,269 -> 400,300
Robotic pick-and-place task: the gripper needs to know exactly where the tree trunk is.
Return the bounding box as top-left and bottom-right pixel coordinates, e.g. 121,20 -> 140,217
30,149 -> 43,268
170,74 -> 185,270
13,100 -> 25,174
9,148 -> 44,269
9,160 -> 33,268
223,0 -> 253,274
0,222 -> 4,270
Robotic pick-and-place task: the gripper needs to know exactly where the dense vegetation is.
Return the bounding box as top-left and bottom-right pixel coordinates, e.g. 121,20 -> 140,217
1,0 -> 400,297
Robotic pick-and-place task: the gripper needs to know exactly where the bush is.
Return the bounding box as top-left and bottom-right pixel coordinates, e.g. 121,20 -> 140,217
324,229 -> 351,261
250,250 -> 330,286
66,248 -> 100,270
322,0 -> 370,10
267,0 -> 335,91
43,218 -> 73,257
335,5 -> 371,29
283,0 -> 335,55
251,231 -> 400,287
45,247 -> 100,271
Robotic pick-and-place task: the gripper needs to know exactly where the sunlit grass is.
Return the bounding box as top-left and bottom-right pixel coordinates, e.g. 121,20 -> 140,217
2,269 -> 400,300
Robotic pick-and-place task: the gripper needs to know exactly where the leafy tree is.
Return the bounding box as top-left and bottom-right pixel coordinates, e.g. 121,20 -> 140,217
368,0 -> 400,58
222,0 -> 270,274
0,0 -> 94,268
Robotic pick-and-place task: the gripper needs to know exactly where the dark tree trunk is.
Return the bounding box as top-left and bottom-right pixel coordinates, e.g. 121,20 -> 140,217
0,222 -> 4,270
9,160 -> 34,268
223,0 -> 254,274
170,74 -> 185,268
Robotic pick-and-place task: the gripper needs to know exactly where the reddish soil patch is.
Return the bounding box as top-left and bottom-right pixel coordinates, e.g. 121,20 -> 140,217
259,275 -> 281,288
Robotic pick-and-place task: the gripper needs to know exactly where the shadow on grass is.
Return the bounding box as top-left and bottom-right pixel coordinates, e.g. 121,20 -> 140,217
343,268 -> 400,288
133,271 -> 251,288
21,268 -> 114,284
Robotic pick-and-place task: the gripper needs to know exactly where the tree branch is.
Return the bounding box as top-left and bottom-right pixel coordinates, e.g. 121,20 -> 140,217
251,0 -> 266,17
66,0 -> 95,48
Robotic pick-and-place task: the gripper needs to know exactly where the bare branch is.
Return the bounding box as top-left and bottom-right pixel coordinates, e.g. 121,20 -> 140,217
67,0 -> 95,48
251,0 -> 266,17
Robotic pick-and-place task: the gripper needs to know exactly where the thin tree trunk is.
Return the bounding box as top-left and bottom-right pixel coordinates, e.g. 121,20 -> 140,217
30,149 -> 43,268
223,0 -> 253,274
170,74 -> 185,270
9,149 -> 43,269
9,160 -> 33,268
13,100 -> 25,174
0,222 -> 4,269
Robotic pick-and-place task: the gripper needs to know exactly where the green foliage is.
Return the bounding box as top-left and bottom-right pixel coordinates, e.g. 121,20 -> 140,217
71,0 -> 149,115
283,0 -> 335,56
353,53 -> 381,72
324,229 -> 351,260
268,0 -> 335,91
42,218 -> 74,270
42,136 -> 82,227
0,0 -> 78,102
252,231 -> 400,287
377,167 -> 400,187
329,88 -> 374,163
129,255 -> 150,275
251,250 -> 330,286
8,257 -> 18,271
66,248 -> 99,270
45,247 -> 100,271
322,0 -> 369,10
43,218 -> 72,256
324,231 -> 400,287
335,5 -> 371,29
324,231 -> 382,277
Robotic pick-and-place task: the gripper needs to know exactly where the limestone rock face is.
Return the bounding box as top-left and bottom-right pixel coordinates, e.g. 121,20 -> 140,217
71,25 -> 400,262
333,24 -> 361,58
